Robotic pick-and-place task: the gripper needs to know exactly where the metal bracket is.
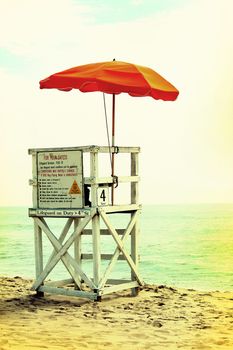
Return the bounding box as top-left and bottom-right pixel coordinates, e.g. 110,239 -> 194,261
29,179 -> 37,186
112,146 -> 119,154
112,175 -> 119,188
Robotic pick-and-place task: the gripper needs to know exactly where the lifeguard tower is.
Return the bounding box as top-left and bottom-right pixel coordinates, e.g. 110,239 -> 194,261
29,145 -> 144,301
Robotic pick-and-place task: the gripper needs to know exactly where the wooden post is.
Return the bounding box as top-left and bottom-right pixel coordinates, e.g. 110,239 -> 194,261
90,151 -> 101,296
131,152 -> 139,296
74,218 -> 82,289
34,219 -> 44,297
31,152 -> 38,208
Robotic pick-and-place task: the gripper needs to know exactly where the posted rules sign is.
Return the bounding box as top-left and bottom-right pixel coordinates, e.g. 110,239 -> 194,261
37,150 -> 83,208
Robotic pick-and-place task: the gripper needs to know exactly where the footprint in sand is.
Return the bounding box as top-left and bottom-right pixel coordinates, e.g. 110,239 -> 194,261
101,308 -> 114,313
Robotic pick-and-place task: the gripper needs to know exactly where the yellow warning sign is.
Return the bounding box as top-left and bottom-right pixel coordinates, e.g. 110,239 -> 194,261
69,180 -> 81,195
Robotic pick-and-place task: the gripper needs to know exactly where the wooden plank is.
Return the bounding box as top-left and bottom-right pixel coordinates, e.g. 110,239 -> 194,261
28,208 -> 91,218
32,214 -> 94,291
84,176 -> 140,185
88,146 -> 140,154
90,151 -> 98,206
38,285 -> 97,300
100,281 -> 139,296
74,218 -> 82,264
90,151 -> 101,286
131,220 -> 140,296
131,152 -> 140,295
92,214 -> 101,286
31,153 -> 38,208
46,278 -> 74,287
81,253 -> 126,260
82,229 -> 125,235
103,204 -> 141,213
28,146 -> 140,155
90,278 -> 132,285
29,146 -> 99,154
131,153 -> 139,205
34,219 -> 43,278
105,279 -> 132,285
97,146 -> 140,154
99,210 -> 143,288
74,218 -> 82,288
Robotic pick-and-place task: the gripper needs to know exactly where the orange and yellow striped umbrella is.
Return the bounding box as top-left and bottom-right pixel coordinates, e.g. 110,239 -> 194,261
40,60 -> 179,101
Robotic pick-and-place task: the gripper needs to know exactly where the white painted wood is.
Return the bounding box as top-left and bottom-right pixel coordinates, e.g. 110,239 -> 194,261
102,223 -> 142,287
99,210 -> 143,286
29,205 -> 140,216
31,152 -> 38,208
28,208 -> 91,218
131,152 -> 140,295
105,279 -> 132,285
90,151 -> 101,286
32,214 -> 94,290
84,176 -> 139,185
46,278 -> 74,287
45,218 -> 73,267
82,228 -> 125,235
74,218 -> 82,265
81,253 -> 126,260
29,146 -> 140,154
38,217 -> 95,289
100,281 -> 139,296
38,285 -> 97,300
131,153 -> 139,204
90,151 -> 98,207
34,219 -> 43,278
103,204 -> 141,213
99,210 -> 139,288
29,146 -> 98,154
36,218 -> 82,291
92,214 -> 101,286
131,221 -> 140,297
98,146 -> 140,154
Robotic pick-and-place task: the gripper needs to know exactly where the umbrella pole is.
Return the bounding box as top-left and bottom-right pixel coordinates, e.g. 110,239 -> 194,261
111,93 -> 116,205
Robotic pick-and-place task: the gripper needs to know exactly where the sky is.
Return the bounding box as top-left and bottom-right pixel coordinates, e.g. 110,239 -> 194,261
0,0 -> 232,206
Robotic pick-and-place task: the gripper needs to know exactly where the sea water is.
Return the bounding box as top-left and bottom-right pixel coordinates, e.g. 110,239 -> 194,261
0,204 -> 233,291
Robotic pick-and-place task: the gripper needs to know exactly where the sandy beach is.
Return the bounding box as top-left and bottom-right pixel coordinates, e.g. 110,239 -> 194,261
0,276 -> 232,350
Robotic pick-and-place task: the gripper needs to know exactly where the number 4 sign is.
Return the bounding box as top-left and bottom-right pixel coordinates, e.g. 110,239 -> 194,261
97,186 -> 109,206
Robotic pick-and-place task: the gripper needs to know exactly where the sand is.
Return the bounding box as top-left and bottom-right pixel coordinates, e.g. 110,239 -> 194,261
0,276 -> 233,350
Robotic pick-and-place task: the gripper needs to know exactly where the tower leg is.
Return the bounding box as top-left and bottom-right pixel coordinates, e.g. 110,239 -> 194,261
74,218 -> 82,289
92,213 -> 101,290
131,153 -> 140,296
34,219 -> 44,297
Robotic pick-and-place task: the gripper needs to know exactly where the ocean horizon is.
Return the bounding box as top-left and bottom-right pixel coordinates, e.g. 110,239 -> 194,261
0,203 -> 233,292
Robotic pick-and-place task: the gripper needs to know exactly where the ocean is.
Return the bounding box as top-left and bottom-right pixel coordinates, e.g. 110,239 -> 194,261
0,204 -> 233,292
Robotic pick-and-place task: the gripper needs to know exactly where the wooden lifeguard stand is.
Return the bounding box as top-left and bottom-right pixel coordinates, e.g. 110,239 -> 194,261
28,145 -> 144,301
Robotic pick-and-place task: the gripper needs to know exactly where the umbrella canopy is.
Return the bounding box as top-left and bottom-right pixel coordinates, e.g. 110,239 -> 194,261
40,60 -> 179,101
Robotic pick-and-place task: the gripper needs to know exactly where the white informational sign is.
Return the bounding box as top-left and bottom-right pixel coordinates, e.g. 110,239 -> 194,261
37,150 -> 83,208
29,208 -> 90,218
97,186 -> 109,206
